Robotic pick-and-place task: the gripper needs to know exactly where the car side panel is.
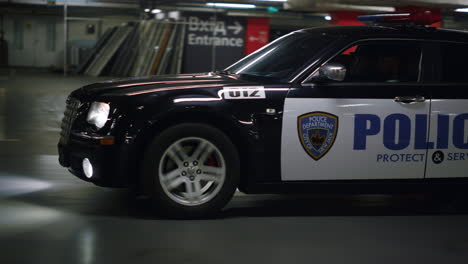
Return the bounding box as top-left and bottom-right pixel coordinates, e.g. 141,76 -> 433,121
122,84 -> 290,188
282,95 -> 430,181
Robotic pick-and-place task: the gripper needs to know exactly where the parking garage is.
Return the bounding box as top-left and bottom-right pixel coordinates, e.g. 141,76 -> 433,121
2,1 -> 468,263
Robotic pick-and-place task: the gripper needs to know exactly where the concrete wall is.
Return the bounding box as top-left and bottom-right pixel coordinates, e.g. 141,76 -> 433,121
4,14 -> 64,67
443,12 -> 468,30
4,14 -> 135,68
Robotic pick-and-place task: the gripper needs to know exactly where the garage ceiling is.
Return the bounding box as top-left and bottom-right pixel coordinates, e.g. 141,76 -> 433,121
151,0 -> 468,11
136,0 -> 468,15
285,0 -> 467,10
6,0 -> 468,13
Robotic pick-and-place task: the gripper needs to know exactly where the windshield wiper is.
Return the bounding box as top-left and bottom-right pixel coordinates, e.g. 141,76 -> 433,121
238,73 -> 282,83
213,70 -> 232,75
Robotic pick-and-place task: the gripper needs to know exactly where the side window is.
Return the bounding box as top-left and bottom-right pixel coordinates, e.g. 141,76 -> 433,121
440,43 -> 468,82
327,42 -> 422,83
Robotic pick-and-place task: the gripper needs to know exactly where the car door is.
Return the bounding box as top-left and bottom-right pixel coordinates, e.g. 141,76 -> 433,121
281,40 -> 431,181
425,41 -> 468,178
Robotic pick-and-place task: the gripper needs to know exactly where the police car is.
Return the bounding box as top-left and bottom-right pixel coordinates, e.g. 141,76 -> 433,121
58,12 -> 468,217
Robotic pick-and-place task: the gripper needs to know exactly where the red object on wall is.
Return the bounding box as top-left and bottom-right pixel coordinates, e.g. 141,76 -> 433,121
396,6 -> 441,28
245,18 -> 270,55
329,11 -> 365,26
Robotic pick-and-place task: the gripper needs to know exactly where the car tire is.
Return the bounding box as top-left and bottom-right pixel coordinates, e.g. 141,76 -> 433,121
142,123 -> 240,219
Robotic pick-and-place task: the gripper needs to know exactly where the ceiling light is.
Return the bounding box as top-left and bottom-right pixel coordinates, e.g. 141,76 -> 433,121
324,15 -> 332,21
319,3 -> 395,12
206,3 -> 256,9
144,8 -> 150,12
455,8 -> 468,12
267,6 -> 279,13
151,9 -> 162,14
253,0 -> 287,2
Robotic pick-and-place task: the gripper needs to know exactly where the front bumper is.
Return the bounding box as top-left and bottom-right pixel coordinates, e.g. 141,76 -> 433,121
58,133 -> 133,188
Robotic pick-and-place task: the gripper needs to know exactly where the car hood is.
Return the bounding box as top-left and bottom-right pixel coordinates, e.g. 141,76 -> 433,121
79,73 -> 256,97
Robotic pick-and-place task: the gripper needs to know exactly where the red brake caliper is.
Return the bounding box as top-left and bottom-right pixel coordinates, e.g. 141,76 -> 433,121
206,154 -> 217,167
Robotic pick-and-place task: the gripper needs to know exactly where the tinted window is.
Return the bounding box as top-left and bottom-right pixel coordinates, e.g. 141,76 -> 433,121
327,42 -> 421,83
226,31 -> 336,82
440,43 -> 468,82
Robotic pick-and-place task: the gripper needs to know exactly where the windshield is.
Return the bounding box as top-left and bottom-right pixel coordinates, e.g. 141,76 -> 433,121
225,31 -> 337,82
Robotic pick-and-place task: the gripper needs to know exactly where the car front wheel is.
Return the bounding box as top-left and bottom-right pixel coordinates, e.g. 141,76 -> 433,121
142,123 -> 240,218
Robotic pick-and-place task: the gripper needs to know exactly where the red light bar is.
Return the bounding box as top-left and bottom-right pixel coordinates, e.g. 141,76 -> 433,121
358,11 -> 441,26
411,11 -> 441,25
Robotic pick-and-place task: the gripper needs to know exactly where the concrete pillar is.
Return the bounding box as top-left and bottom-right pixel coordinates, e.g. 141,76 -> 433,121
0,87 -> 5,140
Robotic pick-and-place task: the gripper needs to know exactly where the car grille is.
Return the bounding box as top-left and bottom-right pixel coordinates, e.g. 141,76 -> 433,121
60,97 -> 81,144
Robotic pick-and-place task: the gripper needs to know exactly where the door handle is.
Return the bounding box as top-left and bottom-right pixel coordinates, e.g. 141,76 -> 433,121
394,96 -> 426,104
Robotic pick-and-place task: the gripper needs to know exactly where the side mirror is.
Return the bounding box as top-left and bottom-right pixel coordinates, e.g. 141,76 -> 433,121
311,63 -> 347,82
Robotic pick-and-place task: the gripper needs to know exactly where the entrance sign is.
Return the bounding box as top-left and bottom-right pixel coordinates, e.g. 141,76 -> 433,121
183,13 -> 246,73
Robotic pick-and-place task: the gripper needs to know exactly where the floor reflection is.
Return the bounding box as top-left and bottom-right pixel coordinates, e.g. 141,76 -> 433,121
0,175 -> 53,197
1,70 -> 468,264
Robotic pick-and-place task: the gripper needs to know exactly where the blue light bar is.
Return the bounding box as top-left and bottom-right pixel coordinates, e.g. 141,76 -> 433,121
358,13 -> 411,23
358,12 -> 441,26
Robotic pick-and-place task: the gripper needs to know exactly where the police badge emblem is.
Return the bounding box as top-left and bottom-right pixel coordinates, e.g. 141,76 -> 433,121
298,112 -> 338,161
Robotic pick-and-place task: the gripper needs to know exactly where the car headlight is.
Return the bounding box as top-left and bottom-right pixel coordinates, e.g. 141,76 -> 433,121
86,102 -> 110,129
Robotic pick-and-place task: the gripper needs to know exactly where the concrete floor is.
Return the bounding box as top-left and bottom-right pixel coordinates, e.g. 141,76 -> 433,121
1,68 -> 468,264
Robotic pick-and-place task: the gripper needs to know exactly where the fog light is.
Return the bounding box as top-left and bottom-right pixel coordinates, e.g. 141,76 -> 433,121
82,158 -> 93,179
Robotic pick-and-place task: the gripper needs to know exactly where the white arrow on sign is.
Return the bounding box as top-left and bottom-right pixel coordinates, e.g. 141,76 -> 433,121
227,21 -> 243,35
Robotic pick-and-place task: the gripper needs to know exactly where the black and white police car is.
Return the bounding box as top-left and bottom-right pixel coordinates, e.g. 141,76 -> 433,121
59,12 -> 468,217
